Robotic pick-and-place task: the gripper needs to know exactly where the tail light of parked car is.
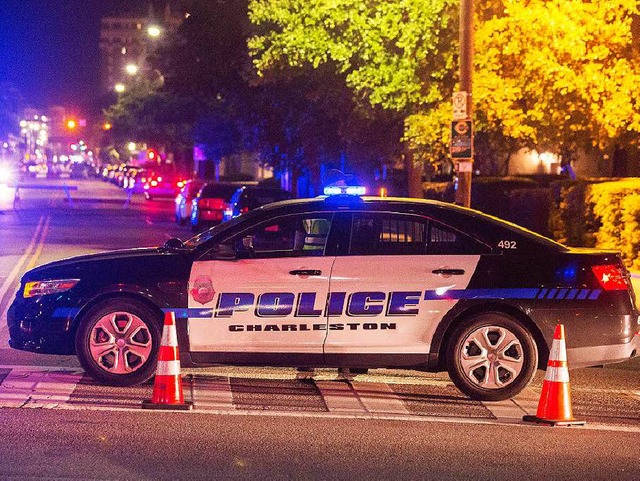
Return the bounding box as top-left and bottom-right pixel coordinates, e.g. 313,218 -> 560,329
199,198 -> 227,211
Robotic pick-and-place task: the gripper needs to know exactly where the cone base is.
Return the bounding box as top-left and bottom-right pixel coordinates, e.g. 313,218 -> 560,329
142,400 -> 194,411
522,414 -> 585,426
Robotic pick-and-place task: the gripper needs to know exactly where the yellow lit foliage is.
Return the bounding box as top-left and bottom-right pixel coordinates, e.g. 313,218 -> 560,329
249,0 -> 640,166
552,178 -> 640,269
475,0 -> 640,150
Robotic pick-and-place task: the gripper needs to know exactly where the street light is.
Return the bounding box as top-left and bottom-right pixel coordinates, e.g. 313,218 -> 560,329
147,25 -> 161,38
114,83 -> 126,93
125,64 -> 139,75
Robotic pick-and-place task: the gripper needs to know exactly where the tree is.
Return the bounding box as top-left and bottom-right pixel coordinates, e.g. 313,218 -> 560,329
249,0 -> 460,194
474,0 -> 640,167
249,0 -> 640,182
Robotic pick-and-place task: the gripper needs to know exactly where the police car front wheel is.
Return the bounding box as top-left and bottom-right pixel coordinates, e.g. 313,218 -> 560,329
446,312 -> 538,402
75,299 -> 162,387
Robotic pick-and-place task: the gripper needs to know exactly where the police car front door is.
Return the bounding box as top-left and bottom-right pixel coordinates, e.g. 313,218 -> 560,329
324,212 -> 487,364
188,213 -> 335,362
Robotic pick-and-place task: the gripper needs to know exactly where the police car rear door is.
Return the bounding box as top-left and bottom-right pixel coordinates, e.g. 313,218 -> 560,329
324,211 -> 487,365
188,212 -> 336,362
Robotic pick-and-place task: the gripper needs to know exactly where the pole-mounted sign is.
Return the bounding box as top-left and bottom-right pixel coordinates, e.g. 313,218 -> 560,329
450,120 -> 473,159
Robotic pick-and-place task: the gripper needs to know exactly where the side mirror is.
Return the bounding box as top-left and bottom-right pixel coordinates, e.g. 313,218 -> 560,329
163,237 -> 186,251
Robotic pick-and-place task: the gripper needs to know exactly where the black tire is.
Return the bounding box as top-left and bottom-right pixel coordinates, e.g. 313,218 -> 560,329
446,312 -> 538,401
75,299 -> 162,386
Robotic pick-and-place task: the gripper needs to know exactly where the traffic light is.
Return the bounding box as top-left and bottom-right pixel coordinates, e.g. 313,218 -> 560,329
146,149 -> 159,162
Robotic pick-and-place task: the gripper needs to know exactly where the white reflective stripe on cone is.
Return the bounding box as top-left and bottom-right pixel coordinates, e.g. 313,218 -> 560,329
156,360 -> 181,376
544,366 -> 570,383
161,328 -> 179,347
549,339 -> 567,362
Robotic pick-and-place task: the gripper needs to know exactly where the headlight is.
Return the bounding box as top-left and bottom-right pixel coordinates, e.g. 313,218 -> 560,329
23,279 -> 80,298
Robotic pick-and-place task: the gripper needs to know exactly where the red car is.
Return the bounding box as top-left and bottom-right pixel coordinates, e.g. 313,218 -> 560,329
143,170 -> 188,200
190,182 -> 251,231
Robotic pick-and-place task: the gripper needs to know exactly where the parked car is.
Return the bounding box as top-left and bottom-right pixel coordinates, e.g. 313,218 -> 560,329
143,169 -> 188,200
190,182 -> 250,231
224,185 -> 293,221
123,167 -> 147,193
8,190 -> 639,399
174,179 -> 205,225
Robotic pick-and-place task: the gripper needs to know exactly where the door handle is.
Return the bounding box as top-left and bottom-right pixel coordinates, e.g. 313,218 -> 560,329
432,268 -> 465,276
289,269 -> 322,276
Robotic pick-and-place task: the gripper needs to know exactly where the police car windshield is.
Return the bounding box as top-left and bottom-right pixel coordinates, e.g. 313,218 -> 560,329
184,212 -> 250,248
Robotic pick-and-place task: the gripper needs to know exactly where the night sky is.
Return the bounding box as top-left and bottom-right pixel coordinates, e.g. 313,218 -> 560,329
0,0 -> 173,113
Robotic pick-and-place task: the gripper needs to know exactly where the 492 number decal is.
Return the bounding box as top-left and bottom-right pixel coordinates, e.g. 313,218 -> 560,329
498,240 -> 517,249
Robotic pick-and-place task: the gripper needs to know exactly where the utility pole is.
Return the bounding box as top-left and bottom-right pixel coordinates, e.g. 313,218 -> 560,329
453,0 -> 474,207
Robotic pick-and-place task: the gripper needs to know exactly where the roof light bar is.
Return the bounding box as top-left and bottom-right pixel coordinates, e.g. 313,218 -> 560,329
323,186 -> 366,196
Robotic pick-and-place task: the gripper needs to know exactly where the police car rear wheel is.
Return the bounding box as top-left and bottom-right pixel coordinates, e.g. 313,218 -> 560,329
75,299 -> 161,386
446,312 -> 538,402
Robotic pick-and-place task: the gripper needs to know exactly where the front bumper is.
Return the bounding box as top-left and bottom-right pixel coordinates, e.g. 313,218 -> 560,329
7,299 -> 78,355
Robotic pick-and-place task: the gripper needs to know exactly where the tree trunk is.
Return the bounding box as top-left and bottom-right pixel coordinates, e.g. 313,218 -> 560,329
405,151 -> 423,198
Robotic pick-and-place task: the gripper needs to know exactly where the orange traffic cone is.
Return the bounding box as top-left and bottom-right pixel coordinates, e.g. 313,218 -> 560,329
523,324 -> 584,426
142,311 -> 193,410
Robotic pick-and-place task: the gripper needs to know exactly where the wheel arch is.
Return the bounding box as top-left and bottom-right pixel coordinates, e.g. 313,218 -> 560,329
72,291 -> 165,342
433,302 -> 549,371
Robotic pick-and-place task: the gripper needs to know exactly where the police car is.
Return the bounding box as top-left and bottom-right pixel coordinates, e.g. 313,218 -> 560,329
7,187 -> 640,401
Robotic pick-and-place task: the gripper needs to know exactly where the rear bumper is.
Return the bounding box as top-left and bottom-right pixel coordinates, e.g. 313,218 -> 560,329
568,329 -> 639,368
200,209 -> 224,222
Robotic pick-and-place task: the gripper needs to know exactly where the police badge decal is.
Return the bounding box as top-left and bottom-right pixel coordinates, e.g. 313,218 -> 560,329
190,275 -> 216,305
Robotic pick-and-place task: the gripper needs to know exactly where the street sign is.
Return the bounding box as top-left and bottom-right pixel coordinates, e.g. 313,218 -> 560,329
450,120 -> 473,159
452,91 -> 468,120
456,161 -> 473,172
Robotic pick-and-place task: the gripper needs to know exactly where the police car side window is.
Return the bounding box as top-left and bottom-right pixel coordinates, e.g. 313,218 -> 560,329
235,214 -> 333,258
349,214 -> 427,255
427,221 -> 490,255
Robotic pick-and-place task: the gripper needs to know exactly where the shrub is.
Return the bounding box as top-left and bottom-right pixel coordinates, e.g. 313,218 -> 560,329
423,181 -> 455,202
550,178 -> 640,268
507,188 -> 552,236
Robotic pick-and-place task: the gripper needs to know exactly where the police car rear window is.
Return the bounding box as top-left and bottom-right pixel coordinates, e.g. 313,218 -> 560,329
349,213 -> 490,256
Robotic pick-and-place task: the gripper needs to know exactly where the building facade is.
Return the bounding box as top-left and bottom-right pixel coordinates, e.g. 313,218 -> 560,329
99,3 -> 183,96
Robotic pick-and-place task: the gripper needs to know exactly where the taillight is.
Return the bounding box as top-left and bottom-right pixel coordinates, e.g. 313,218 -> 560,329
200,198 -> 227,210
591,265 -> 628,291
240,206 -> 249,214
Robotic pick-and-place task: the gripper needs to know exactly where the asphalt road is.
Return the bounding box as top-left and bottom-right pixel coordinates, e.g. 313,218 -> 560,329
0,177 -> 638,480
1,408 -> 639,480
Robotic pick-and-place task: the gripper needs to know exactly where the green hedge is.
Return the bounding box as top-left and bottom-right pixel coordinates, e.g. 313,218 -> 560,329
549,178 -> 640,269
423,177 -> 551,235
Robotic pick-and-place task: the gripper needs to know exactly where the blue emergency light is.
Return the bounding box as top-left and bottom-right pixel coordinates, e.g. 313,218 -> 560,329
323,185 -> 366,196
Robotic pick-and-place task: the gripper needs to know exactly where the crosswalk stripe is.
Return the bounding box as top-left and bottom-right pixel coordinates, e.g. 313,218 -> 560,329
350,382 -> 410,415
315,381 -> 367,413
190,376 -> 234,410
0,368 -> 82,408
482,388 -> 539,420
